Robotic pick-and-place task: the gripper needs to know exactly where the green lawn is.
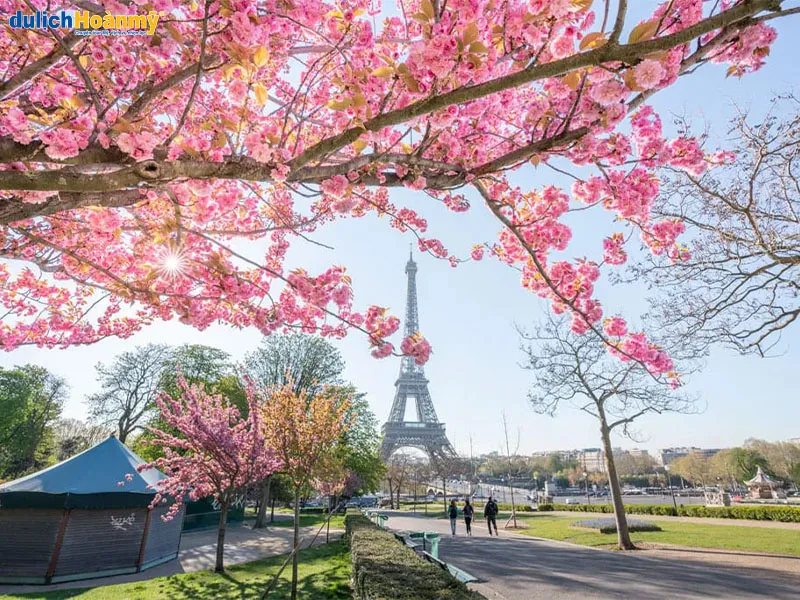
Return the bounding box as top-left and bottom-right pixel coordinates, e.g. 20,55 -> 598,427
0,540 -> 351,600
242,513 -> 346,530
514,514 -> 800,556
267,514 -> 346,529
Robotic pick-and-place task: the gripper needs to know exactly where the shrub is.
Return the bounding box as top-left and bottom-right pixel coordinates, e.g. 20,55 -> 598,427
548,503 -> 800,522
346,515 -> 481,600
299,507 -> 326,514
571,518 -> 662,533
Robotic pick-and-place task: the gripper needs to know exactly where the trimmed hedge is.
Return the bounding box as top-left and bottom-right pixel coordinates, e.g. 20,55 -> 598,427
542,503 -> 800,522
299,507 -> 326,514
346,515 -> 482,600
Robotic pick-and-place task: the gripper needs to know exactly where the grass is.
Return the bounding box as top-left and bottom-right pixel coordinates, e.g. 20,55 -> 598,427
514,514 -> 800,556
0,541 -> 351,600
242,513 -> 346,530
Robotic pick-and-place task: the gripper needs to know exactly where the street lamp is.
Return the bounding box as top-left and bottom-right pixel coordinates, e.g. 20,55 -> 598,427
583,471 -> 590,504
533,471 -> 539,504
665,464 -> 677,515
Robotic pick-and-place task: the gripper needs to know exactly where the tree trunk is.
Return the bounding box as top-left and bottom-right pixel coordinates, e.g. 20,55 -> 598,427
291,485 -> 300,600
270,497 -> 275,523
387,481 -> 394,509
441,476 -> 446,513
253,477 -> 271,528
396,484 -> 401,510
599,420 -> 634,550
215,500 -> 229,573
508,478 -> 518,528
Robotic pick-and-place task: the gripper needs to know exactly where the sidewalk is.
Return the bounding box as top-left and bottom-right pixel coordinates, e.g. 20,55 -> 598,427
0,521 -> 343,596
384,512 -> 800,600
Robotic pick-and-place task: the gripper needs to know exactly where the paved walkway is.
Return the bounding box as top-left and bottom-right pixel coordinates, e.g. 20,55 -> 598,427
547,511 -> 800,530
0,521 -> 343,596
384,512 -> 800,600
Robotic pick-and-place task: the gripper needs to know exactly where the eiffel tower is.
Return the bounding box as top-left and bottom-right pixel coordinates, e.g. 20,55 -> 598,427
381,250 -> 455,460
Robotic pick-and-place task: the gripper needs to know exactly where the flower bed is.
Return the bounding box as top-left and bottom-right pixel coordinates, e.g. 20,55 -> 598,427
571,517 -> 662,533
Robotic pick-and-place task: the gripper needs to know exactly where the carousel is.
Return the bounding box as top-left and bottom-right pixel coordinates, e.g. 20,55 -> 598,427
745,466 -> 783,499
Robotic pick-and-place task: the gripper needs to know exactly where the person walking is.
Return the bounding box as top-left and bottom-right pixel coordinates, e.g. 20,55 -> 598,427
448,500 -> 459,535
463,499 -> 474,536
484,495 -> 499,536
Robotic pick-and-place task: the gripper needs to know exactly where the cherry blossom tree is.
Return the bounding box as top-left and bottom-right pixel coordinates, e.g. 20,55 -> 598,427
259,382 -> 351,600
135,378 -> 281,573
1,1 -> 797,380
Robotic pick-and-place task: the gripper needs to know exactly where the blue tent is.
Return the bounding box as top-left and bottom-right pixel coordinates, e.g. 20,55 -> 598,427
0,436 -> 166,510
0,437 -> 183,584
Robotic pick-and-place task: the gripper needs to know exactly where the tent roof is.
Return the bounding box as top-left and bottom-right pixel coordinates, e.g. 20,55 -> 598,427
745,466 -> 776,486
0,436 -> 165,508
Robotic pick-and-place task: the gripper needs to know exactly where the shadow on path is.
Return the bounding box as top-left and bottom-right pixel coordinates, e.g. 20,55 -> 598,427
385,513 -> 800,600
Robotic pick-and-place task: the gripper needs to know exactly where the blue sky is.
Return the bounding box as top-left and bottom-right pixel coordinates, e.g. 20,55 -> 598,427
2,5 -> 799,456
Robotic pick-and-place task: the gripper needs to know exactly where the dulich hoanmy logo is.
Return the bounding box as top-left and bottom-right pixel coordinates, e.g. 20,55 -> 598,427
8,9 -> 160,36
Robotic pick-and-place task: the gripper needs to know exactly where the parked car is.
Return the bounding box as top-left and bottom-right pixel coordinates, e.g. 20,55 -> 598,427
565,498 -> 581,505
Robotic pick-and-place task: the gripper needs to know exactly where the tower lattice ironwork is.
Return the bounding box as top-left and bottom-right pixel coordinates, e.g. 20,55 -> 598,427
381,250 -> 455,460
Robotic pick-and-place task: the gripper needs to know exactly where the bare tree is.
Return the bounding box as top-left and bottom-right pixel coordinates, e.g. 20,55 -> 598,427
429,453 -> 468,513
635,94 -> 800,356
501,412 -> 521,529
519,314 -> 697,550
53,418 -> 109,460
86,344 -> 173,443
385,453 -> 411,509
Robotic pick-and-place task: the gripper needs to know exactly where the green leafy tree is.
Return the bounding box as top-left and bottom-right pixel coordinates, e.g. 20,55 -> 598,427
710,448 -> 770,488
244,334 -> 345,395
0,365 -> 67,478
671,452 -> 712,488
333,389 -> 384,495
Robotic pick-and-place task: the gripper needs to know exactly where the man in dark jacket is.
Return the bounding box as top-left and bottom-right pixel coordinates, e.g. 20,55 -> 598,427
484,496 -> 499,536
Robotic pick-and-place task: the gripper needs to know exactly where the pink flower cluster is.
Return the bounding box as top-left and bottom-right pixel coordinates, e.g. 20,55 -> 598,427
400,333 -> 432,365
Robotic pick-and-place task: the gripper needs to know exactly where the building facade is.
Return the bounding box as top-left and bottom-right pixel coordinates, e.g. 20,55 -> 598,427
657,447 -> 721,466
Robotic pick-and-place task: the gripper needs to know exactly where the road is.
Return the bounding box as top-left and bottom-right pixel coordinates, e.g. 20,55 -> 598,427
383,512 -> 800,600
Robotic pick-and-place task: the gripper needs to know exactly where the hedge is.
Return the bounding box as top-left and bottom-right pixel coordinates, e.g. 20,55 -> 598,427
539,503 -> 800,522
346,515 -> 482,600
299,507 -> 326,514
424,500 -> 800,522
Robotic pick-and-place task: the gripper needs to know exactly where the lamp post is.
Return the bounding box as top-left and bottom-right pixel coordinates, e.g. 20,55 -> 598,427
533,471 -> 539,505
665,464 -> 677,515
583,471 -> 590,504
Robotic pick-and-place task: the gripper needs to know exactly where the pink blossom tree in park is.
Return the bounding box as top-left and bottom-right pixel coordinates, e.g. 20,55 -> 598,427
1,1 -> 799,379
260,383 -> 351,600
136,378 -> 281,573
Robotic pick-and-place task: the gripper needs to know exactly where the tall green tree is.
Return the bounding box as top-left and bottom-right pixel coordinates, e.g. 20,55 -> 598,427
244,333 -> 345,395
710,448 -> 770,488
332,388 -> 385,495
0,365 -> 67,478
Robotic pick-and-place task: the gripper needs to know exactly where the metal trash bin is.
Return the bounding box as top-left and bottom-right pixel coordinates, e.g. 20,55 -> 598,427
408,532 -> 441,559
377,514 -> 388,529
